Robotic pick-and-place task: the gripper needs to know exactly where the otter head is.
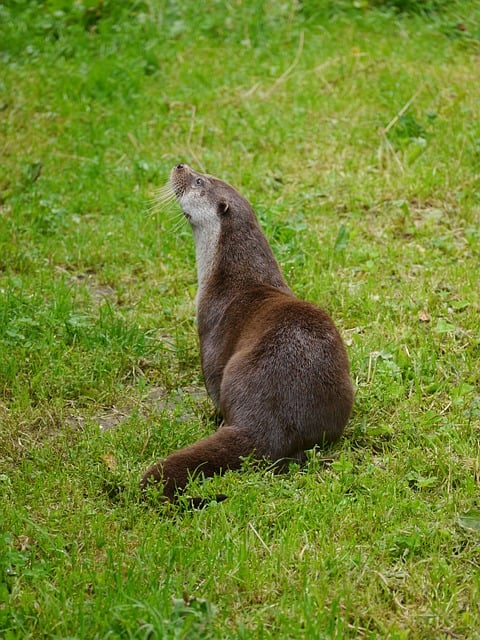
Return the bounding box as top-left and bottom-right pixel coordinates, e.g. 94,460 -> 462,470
170,164 -> 250,229
168,164 -> 287,299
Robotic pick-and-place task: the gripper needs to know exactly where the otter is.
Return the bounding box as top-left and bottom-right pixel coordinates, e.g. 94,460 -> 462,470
141,164 -> 354,502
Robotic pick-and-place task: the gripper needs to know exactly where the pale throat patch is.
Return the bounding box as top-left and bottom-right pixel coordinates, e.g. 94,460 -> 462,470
180,195 -> 222,306
192,219 -> 221,305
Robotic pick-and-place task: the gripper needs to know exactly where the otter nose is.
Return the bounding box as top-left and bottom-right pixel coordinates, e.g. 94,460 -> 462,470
175,163 -> 185,170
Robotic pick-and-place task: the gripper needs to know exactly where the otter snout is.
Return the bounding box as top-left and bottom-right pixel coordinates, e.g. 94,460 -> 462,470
172,163 -> 189,173
170,163 -> 190,197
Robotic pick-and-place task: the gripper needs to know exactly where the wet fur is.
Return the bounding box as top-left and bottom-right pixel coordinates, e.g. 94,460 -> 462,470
141,165 -> 354,502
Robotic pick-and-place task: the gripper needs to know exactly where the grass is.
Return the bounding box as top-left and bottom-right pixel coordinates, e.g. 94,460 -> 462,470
1,0 -> 479,637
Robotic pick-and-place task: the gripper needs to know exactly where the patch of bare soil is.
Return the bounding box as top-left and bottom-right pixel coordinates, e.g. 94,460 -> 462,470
66,384 -> 210,432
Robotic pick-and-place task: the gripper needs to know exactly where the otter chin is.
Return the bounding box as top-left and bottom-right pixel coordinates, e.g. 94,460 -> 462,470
140,164 -> 354,503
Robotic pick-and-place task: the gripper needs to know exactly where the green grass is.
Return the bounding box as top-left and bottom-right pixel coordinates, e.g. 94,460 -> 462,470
1,0 -> 479,638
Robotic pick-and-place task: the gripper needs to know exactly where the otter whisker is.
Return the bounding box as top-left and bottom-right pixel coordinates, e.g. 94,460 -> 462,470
149,193 -> 177,208
152,186 -> 175,200
150,183 -> 176,205
146,183 -> 179,218
147,195 -> 176,211
170,213 -> 188,234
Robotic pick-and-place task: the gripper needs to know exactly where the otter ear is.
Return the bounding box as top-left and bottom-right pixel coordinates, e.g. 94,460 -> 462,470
218,200 -> 229,216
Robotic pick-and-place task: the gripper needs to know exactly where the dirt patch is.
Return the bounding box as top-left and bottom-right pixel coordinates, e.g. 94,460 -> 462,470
66,384 -> 210,432
66,271 -> 117,305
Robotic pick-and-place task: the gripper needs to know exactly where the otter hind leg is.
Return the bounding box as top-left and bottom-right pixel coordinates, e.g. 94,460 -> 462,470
269,450 -> 308,474
140,426 -> 253,503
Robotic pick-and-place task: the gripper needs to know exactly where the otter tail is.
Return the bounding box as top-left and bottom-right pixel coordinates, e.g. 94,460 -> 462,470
140,426 -> 254,504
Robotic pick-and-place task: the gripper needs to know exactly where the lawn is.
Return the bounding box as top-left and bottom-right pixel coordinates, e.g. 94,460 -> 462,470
0,1 -> 479,638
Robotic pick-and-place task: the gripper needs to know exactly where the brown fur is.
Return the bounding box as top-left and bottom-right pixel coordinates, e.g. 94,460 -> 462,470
141,164 -> 354,502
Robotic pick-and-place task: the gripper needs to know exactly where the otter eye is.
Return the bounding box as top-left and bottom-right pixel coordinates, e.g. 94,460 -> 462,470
195,177 -> 204,187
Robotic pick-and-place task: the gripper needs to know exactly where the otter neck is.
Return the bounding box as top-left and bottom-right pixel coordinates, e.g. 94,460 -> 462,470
191,220 -> 222,304
197,216 -> 290,303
